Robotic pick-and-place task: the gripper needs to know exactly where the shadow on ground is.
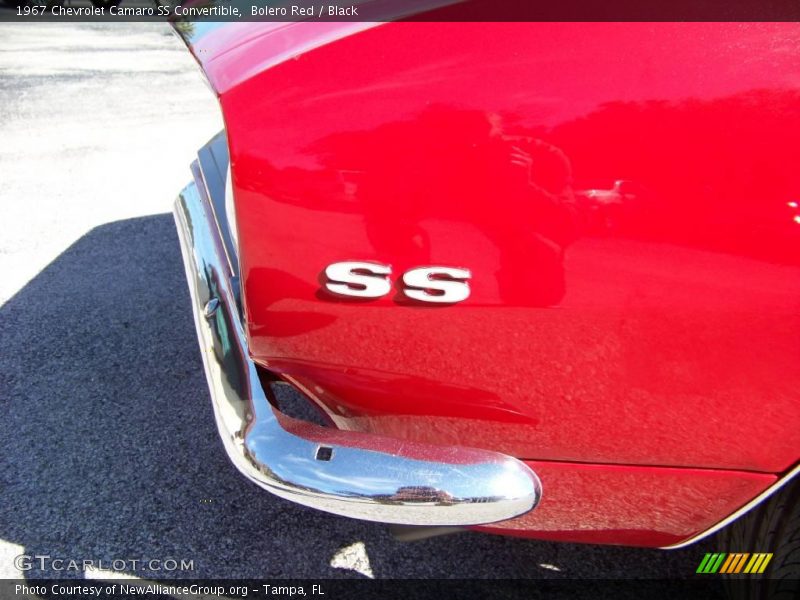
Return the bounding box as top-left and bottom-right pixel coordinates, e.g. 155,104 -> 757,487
0,214 -> 722,593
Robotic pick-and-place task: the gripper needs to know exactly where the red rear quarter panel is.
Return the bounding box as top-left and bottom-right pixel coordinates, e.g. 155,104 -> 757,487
205,22 -> 800,545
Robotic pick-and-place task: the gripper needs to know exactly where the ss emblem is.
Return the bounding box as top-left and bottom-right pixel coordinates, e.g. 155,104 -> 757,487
324,261 -> 471,304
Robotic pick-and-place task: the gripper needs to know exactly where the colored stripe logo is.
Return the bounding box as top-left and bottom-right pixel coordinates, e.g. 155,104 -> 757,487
696,553 -> 773,574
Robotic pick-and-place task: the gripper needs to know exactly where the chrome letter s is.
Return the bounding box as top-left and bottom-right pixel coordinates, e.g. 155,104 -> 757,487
324,261 -> 392,298
402,266 -> 471,303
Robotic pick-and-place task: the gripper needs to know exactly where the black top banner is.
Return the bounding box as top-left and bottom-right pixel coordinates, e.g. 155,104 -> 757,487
2,0 -> 800,22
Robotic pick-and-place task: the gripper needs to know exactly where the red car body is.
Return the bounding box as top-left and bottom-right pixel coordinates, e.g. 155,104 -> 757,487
177,19 -> 800,548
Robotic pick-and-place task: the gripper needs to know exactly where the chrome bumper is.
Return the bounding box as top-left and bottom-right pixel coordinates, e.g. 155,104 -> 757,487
173,181 -> 542,526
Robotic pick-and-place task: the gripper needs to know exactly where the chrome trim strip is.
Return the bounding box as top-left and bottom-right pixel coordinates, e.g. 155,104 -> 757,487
173,182 -> 542,526
661,463 -> 800,549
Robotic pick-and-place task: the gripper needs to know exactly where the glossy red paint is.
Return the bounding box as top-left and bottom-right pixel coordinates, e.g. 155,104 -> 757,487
475,461 -> 774,547
186,22 -> 377,94
201,21 -> 800,544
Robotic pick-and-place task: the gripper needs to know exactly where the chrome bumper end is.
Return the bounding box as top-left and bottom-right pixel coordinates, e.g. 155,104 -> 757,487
173,181 -> 542,526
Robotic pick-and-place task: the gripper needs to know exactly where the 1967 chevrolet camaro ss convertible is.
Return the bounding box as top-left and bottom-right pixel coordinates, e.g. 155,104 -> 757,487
171,13 -> 799,590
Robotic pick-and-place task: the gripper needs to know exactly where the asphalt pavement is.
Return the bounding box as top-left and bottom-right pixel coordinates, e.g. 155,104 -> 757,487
0,21 -> 723,592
